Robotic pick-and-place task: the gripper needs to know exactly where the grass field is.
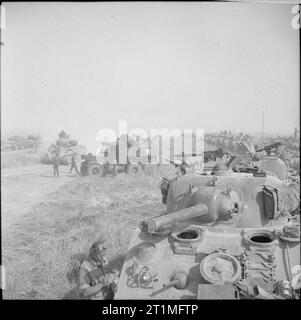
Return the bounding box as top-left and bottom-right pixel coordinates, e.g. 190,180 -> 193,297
1,149 -> 41,169
2,165 -> 174,299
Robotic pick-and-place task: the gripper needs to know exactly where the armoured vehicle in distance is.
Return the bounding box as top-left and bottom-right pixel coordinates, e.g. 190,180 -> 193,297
80,152 -> 146,177
81,136 -> 159,177
115,156 -> 300,300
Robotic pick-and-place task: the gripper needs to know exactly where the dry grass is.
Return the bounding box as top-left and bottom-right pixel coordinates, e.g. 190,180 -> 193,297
1,150 -> 40,168
2,171 -> 170,299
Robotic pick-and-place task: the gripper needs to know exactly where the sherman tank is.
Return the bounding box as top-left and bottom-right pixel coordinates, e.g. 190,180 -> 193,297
115,159 -> 300,300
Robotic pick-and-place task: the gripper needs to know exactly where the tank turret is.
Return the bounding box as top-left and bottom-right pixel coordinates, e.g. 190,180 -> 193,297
115,168 -> 300,300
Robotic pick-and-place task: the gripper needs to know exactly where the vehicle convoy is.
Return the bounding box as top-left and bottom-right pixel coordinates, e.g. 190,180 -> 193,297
1,134 -> 41,151
115,154 -> 300,300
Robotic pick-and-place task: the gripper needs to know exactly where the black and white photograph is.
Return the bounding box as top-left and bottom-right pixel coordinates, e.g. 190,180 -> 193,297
0,0 -> 300,307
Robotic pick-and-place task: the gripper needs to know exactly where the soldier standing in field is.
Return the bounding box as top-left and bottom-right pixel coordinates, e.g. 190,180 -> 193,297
69,152 -> 79,175
52,151 -> 60,178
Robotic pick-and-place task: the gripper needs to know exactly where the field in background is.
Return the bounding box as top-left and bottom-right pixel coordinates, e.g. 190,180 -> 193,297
1,164 -> 175,299
1,149 -> 41,168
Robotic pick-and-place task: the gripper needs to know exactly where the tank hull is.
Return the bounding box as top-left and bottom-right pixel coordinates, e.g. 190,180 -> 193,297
115,224 -> 300,299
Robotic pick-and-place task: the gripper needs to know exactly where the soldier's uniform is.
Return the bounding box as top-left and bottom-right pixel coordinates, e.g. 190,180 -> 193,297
52,154 -> 60,177
69,155 -> 79,175
79,257 -> 113,300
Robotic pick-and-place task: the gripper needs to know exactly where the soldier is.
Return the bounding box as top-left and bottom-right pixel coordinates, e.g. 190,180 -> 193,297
79,240 -> 117,300
52,151 -> 60,178
80,157 -> 88,177
276,144 -> 286,162
69,152 -> 79,175
79,153 -> 93,177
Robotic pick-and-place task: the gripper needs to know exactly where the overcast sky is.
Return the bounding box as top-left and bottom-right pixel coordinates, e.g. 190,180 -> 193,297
1,2 -> 299,151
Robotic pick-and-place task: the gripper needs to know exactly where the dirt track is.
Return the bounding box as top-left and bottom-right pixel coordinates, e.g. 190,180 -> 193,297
1,164 -> 76,231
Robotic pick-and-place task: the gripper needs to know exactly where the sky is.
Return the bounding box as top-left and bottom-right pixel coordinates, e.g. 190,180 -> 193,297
1,2 -> 300,151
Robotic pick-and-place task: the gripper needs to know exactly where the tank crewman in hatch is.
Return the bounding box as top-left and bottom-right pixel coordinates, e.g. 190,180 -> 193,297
79,240 -> 118,300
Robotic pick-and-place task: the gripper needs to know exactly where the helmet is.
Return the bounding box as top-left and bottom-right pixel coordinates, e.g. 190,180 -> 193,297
89,240 -> 107,262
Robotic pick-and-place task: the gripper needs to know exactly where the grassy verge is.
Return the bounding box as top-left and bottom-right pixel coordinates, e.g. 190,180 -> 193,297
2,173 -> 167,299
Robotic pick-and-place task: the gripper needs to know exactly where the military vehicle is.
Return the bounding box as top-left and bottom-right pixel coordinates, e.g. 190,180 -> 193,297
81,135 -> 159,177
79,153 -> 123,177
1,134 -> 41,151
115,154 -> 300,300
40,131 -> 85,166
80,152 -> 145,177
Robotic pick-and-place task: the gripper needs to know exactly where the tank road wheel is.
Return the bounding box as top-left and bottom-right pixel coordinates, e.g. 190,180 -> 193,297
127,164 -> 143,176
87,164 -> 105,177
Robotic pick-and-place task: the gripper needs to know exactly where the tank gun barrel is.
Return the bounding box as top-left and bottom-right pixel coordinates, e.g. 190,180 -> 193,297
139,203 -> 208,233
256,142 -> 282,153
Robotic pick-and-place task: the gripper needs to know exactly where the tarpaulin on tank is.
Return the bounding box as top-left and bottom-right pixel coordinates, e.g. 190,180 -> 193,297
263,182 -> 300,219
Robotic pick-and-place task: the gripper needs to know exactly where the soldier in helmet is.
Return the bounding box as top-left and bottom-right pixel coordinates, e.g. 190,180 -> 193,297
52,150 -> 60,178
78,240 -> 117,300
69,152 -> 79,175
